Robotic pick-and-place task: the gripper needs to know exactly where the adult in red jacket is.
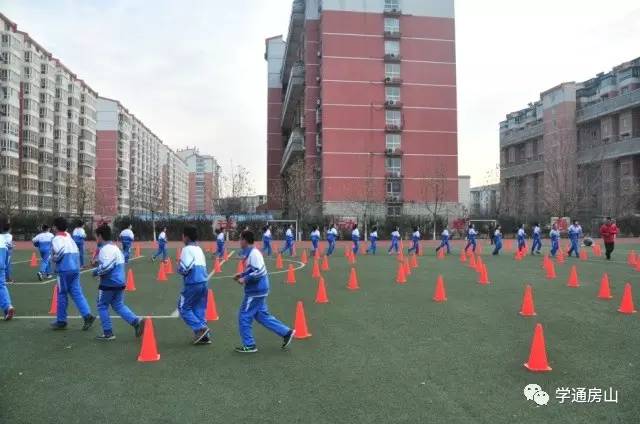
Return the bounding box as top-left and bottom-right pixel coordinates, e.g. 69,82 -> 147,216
599,217 -> 619,260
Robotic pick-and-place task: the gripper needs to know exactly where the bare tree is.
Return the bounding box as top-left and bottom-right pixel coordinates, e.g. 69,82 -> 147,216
0,183 -> 19,219
422,164 -> 449,240
282,159 -> 312,223
75,177 -> 96,220
215,164 -> 255,222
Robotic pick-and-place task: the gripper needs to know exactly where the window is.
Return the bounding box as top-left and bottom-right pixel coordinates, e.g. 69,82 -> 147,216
385,63 -> 401,79
385,110 -> 402,126
385,0 -> 400,10
24,51 -> 31,62
384,18 -> 400,33
384,40 -> 400,56
385,86 -> 401,102
41,63 -> 48,74
386,179 -> 401,196
387,205 -> 401,217
385,157 -> 401,176
386,134 -> 401,150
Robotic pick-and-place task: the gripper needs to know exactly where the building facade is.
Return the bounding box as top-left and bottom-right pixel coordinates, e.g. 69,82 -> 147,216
500,57 -> 640,219
470,184 -> 500,217
265,0 -> 459,218
176,147 -> 220,215
160,144 -> 189,215
1,14 -> 98,216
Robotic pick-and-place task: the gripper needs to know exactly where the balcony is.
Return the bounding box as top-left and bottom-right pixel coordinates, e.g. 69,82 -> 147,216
576,88 -> 640,123
383,7 -> 402,17
384,76 -> 403,86
383,30 -> 402,39
280,128 -> 305,174
384,148 -> 403,157
281,62 -> 305,130
384,53 -> 401,63
385,123 -> 403,133
384,100 -> 403,110
385,194 -> 402,204
500,160 -> 544,179
280,0 -> 305,85
577,136 -> 640,165
500,122 -> 543,147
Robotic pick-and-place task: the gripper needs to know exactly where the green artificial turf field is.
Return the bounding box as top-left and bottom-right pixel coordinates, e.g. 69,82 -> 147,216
1,242 -> 639,424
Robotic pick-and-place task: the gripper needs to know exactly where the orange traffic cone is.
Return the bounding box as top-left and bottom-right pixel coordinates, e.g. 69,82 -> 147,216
567,265 -> 579,288
545,260 -> 556,279
156,261 -> 168,282
137,317 -> 160,362
293,301 -> 312,338
403,257 -> 411,276
300,249 -> 308,265
48,284 -> 58,315
627,250 -> 636,266
314,248 -> 321,260
276,254 -> 283,270
519,285 -> 536,316
635,260 -> 640,273
523,323 -> 552,372
312,259 -> 321,279
30,252 -> 38,268
478,263 -> 489,285
597,273 -> 612,300
321,255 -> 330,271
347,267 -> 359,290
410,254 -> 418,269
579,250 -> 588,261
205,289 -> 219,321
286,264 -> 296,285
433,275 -> 447,302
459,250 -> 467,263
617,283 -> 637,314
214,257 -> 222,273
126,269 -> 136,292
164,259 -> 174,274
236,260 -> 245,274
468,254 -> 477,270
396,262 -> 407,284
557,251 -> 566,264
437,248 -> 445,260
315,277 -> 329,304
224,250 -> 230,261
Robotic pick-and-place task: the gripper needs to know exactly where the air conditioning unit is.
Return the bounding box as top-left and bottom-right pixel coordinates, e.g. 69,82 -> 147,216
316,76 -> 321,83
384,77 -> 391,82
386,100 -> 396,106
317,50 -> 322,57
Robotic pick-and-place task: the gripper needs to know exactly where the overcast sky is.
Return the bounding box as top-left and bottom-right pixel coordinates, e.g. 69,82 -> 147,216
2,0 -> 639,191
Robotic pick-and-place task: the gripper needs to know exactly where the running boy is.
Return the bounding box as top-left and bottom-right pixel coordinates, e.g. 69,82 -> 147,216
492,225 -> 503,255
262,225 -> 272,256
549,223 -> 560,257
72,221 -> 87,268
366,226 -> 378,255
310,225 -> 321,256
33,224 -> 54,281
567,220 -> 582,258
435,227 -> 451,255
531,223 -> 542,255
0,216 -> 15,320
464,224 -> 477,253
280,224 -> 295,256
408,226 -> 421,255
215,228 -> 225,258
233,230 -> 294,353
93,224 -> 144,340
119,223 -> 135,264
326,224 -> 337,256
388,226 -> 400,255
152,227 -> 168,262
351,224 -> 360,255
2,222 -> 13,283
517,224 -> 527,253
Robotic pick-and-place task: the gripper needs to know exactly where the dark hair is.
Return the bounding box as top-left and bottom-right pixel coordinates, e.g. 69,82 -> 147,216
353,224 -> 358,229
413,226 -> 418,231
95,224 -> 112,241
75,220 -> 84,228
313,225 -> 319,231
534,222 -> 539,226
606,216 -> 612,220
53,217 -> 68,232
372,226 -> 377,231
215,228 -> 222,234
469,224 -> 474,229
241,230 -> 255,244
573,220 -> 578,225
41,224 -> 49,232
262,225 -> 269,232
183,225 -> 198,242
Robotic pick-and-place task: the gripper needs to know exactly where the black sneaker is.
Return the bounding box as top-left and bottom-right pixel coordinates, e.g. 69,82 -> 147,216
133,318 -> 145,338
195,335 -> 212,345
37,272 -> 43,281
82,314 -> 96,331
96,334 -> 116,341
192,328 -> 210,345
4,307 -> 15,321
234,345 -> 258,353
50,321 -> 68,330
282,330 -> 295,350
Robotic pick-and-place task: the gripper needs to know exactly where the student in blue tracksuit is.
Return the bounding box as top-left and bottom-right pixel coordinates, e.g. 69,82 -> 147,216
0,216 -> 15,320
517,224 -> 527,253
280,224 -> 295,256
388,226 -> 400,254
567,220 -> 583,258
492,225 -> 503,255
152,227 -> 168,262
176,225 -> 211,344
531,223 -> 542,255
326,224 -> 338,256
233,230 -> 294,353
33,224 -> 54,281
310,226 -> 321,255
464,224 -> 477,253
71,221 -> 87,268
366,226 -> 378,255
215,228 -> 225,258
407,227 -> 421,255
118,224 -> 135,264
2,223 -> 13,283
92,224 -> 144,341
351,224 -> 360,255
50,217 -> 95,331
262,225 -> 272,256
549,223 -> 560,257
435,228 -> 451,254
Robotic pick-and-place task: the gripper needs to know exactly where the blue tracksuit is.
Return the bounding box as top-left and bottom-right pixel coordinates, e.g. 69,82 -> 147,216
33,231 -> 54,275
436,229 -> 451,253
3,233 -> 12,280
464,229 -> 477,252
93,242 -> 139,335
388,231 -> 400,253
567,225 -> 582,257
280,229 -> 295,256
262,230 -> 272,256
215,232 -> 225,258
119,229 -> 134,263
310,230 -> 320,254
52,233 -> 91,323
550,229 -> 560,257
517,229 -> 526,252
177,243 -> 209,333
408,231 -> 420,255
326,228 -> 337,256
0,235 -> 13,314
238,247 -> 290,347
351,229 -> 360,255
72,228 -> 86,267
492,230 -> 503,255
531,226 -> 542,254
366,231 -> 378,254
152,231 -> 168,261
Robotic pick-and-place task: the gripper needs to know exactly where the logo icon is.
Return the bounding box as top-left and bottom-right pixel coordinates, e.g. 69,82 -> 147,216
524,384 -> 549,406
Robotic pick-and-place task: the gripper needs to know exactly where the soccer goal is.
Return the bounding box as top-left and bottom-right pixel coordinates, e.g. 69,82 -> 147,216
468,219 -> 498,239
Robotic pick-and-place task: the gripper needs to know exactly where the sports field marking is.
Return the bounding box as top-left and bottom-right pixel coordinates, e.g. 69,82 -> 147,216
209,257 -> 306,280
207,250 -> 235,280
13,314 -> 178,320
